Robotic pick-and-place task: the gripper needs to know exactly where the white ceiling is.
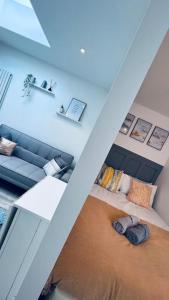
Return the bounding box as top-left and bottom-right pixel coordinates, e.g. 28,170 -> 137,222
135,31 -> 169,118
0,0 -> 150,89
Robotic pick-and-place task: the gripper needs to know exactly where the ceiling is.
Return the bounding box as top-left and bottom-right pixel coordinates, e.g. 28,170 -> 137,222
0,0 -> 150,89
135,30 -> 169,118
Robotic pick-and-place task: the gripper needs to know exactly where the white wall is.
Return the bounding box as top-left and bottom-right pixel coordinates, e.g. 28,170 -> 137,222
0,43 -> 107,162
115,102 -> 169,165
154,158 -> 169,224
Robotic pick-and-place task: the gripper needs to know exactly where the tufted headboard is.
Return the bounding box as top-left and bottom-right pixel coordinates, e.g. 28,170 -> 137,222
0,124 -> 74,165
105,144 -> 163,184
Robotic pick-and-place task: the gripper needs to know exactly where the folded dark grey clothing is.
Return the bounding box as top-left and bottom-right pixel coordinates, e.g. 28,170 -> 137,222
125,223 -> 150,245
112,215 -> 139,234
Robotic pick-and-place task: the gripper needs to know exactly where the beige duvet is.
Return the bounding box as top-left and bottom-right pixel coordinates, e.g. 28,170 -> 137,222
46,196 -> 169,300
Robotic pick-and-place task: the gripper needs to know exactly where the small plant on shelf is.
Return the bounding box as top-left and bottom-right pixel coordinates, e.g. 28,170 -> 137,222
22,74 -> 36,97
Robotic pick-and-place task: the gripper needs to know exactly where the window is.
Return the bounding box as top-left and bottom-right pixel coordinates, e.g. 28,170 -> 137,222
13,0 -> 32,8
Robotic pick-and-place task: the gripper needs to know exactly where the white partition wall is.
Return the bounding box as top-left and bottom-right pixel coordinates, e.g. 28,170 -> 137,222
10,1 -> 169,299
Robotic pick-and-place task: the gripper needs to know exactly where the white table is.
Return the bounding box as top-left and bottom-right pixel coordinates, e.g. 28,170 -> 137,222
0,176 -> 66,300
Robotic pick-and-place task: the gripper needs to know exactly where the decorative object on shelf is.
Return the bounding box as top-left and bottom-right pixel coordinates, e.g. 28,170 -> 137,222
130,118 -> 152,143
60,105 -> 65,114
41,80 -> 48,89
31,84 -> 55,96
120,113 -> 135,135
22,74 -> 36,97
0,68 -> 13,109
23,75 -> 56,96
65,98 -> 87,122
147,126 -> 169,150
48,79 -> 57,92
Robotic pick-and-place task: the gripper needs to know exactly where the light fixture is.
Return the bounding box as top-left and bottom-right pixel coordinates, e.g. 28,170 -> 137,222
122,127 -> 128,134
80,48 -> 86,54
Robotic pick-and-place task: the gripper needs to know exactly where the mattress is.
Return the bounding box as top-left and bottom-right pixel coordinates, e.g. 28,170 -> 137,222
90,184 -> 169,231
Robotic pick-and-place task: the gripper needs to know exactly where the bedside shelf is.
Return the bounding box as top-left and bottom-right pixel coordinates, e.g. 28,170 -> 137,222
56,112 -> 81,125
31,84 -> 55,96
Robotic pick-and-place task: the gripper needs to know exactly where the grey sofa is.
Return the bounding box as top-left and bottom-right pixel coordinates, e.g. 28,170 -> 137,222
0,124 -> 74,190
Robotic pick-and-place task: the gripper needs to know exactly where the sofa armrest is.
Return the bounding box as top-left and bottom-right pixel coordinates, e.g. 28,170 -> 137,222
60,169 -> 73,183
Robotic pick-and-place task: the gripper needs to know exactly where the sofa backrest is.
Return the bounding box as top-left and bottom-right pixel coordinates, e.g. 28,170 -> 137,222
0,124 -> 74,166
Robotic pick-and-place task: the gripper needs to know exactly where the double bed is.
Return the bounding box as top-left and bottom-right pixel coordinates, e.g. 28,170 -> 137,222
45,184 -> 169,300
44,145 -> 169,300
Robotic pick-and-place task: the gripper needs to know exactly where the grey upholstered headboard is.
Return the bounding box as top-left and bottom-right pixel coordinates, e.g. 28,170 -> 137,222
105,144 -> 163,184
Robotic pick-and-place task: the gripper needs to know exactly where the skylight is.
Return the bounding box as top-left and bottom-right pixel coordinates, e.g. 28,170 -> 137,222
0,0 -> 50,47
13,0 -> 32,8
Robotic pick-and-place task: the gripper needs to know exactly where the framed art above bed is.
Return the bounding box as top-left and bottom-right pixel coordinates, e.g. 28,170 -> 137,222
130,118 -> 152,143
120,113 -> 135,135
147,126 -> 169,150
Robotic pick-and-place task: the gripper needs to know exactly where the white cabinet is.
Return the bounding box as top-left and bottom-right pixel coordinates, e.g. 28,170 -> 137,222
0,176 -> 66,300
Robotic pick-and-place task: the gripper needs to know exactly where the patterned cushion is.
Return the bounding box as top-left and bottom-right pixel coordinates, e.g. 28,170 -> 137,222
99,166 -> 114,188
127,179 -> 152,208
110,169 -> 123,192
95,163 -> 107,184
43,159 -> 61,176
99,166 -> 123,193
0,138 -> 16,156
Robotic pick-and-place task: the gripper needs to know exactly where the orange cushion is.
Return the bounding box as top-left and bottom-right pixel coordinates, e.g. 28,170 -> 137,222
127,179 -> 152,208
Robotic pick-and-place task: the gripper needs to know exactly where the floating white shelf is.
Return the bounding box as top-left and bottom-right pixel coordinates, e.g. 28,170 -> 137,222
31,84 -> 55,96
56,112 -> 81,124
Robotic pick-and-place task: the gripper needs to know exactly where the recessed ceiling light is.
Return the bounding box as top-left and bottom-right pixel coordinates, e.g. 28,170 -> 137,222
80,48 -> 86,54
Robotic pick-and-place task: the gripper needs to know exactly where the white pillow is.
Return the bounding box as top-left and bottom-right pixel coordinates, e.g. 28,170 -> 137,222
148,184 -> 157,206
43,159 -> 61,176
119,174 -> 131,194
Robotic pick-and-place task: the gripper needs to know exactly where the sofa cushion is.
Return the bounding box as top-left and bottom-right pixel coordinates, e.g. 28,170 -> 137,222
60,169 -> 73,183
0,125 -> 74,166
0,155 -> 45,188
0,138 -> 17,156
13,146 -> 48,168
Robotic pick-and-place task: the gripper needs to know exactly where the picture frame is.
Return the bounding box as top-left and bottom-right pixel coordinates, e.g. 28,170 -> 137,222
130,118 -> 152,143
147,126 -> 169,150
120,113 -> 135,135
65,98 -> 87,122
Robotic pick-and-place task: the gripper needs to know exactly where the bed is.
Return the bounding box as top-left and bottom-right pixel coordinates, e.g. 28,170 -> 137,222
45,184 -> 169,300
44,145 -> 169,300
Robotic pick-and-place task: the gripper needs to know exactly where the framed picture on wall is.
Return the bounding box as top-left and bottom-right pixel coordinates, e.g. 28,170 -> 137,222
147,126 -> 169,150
65,98 -> 87,122
120,113 -> 135,135
130,118 -> 152,143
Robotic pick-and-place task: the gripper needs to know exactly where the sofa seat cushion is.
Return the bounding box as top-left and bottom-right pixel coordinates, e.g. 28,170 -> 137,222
0,155 -> 45,188
60,168 -> 73,183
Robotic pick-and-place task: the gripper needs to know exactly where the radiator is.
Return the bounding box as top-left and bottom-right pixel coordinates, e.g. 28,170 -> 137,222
0,68 -> 12,109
